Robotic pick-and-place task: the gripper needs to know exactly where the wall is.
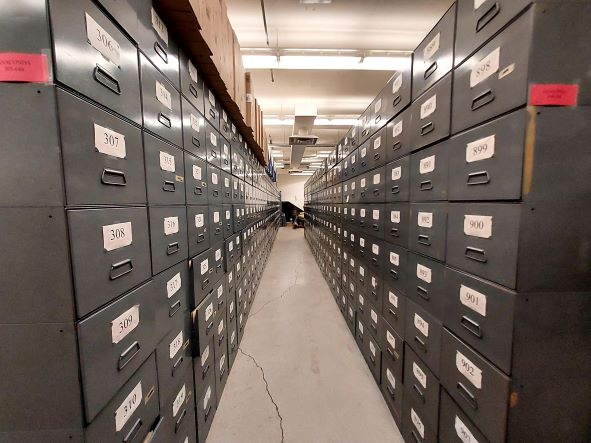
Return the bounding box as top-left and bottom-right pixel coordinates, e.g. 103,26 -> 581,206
277,174 -> 307,208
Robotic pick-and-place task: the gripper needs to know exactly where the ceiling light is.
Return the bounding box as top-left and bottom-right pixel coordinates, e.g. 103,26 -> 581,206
244,54 -> 410,71
271,152 -> 283,157
300,0 -> 332,4
264,117 -> 359,126
318,150 -> 333,154
290,171 -> 315,176
317,153 -> 330,157
264,118 -> 294,126
309,165 -> 323,168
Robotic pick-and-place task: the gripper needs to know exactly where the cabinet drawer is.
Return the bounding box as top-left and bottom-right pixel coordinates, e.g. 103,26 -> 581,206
385,203 -> 410,248
192,293 -> 217,357
405,299 -> 442,376
407,253 -> 446,319
152,261 -> 192,339
409,203 -> 448,261
156,365 -> 197,443
208,166 -> 223,205
410,140 -> 449,201
179,50 -> 204,114
192,249 -> 215,307
209,205 -> 225,246
378,319 -> 404,377
364,334 -> 382,384
383,243 -> 408,295
214,335 -> 229,402
196,372 -> 217,443
357,141 -> 372,175
184,153 -> 209,206
386,156 -> 410,202
144,133 -> 185,205
381,355 -> 403,426
361,167 -> 386,204
205,123 -> 222,169
186,206 -> 210,258
382,283 -> 406,339
386,108 -> 412,163
360,204 -> 385,238
193,336 -> 214,396
181,98 -> 206,159
222,171 -> 233,204
439,388 -> 489,443
402,394 -> 438,443
374,69 -> 412,135
367,126 -> 387,169
149,206 -> 188,275
366,269 -> 383,312
446,203 -> 520,289
219,108 -> 233,144
204,85 -> 220,130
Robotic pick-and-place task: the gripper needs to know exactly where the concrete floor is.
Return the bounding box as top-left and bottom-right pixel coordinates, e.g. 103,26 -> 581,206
207,227 -> 404,443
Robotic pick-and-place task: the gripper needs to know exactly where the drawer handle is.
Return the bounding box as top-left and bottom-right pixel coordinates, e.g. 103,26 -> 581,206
358,334 -> 364,343
372,224 -> 379,231
414,335 -> 427,352
163,180 -> 175,192
412,383 -> 426,403
471,89 -> 495,111
154,41 -> 168,63
387,347 -> 399,361
476,2 -> 501,33
189,83 -> 199,98
360,191 -> 366,198
386,384 -> 396,399
213,190 -> 219,197
360,220 -> 366,227
418,234 -> 431,246
391,185 -> 400,194
391,227 -> 399,237
93,65 -> 121,94
372,257 -> 377,264
362,129 -> 369,137
388,308 -> 398,320
172,355 -> 184,374
461,316 -> 483,338
417,285 -> 429,300
158,113 -> 172,128
392,141 -> 401,151
457,381 -> 479,410
424,61 -> 438,80
169,300 -> 181,317
197,233 -> 205,243
202,277 -> 209,288
374,152 -> 381,160
410,430 -> 421,443
467,171 -> 490,186
123,418 -> 142,442
375,115 -> 382,125
361,160 -> 367,167
191,136 -> 201,147
167,242 -> 180,255
118,341 -> 141,370
206,321 -> 214,335
204,404 -> 212,422
369,353 -> 376,364
218,333 -> 225,345
390,269 -> 398,280
101,168 -> 127,186
195,186 -> 204,195
393,95 -> 401,108
220,365 -> 226,378
465,246 -> 488,263
110,259 -> 133,280
175,408 -> 187,433
209,108 -> 216,119
223,122 -> 230,132
202,363 -> 210,379
372,188 -> 380,195
420,122 -> 434,136
419,180 -> 433,191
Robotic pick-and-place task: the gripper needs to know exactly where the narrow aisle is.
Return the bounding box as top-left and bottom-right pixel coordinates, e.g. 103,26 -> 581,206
207,227 -> 403,443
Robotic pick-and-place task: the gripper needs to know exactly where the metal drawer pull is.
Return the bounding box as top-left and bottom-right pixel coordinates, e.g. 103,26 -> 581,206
202,277 -> 209,287
169,300 -> 181,317
467,171 -> 490,186
372,223 -> 379,231
418,234 -> 431,246
391,228 -> 399,237
93,65 -> 121,94
372,257 -> 377,264
195,186 -> 203,195
457,381 -> 479,410
424,61 -> 438,80
101,168 -> 127,186
197,234 -> 205,243
361,160 -> 367,167
465,246 -> 488,263
387,347 -> 399,361
118,341 -> 141,370
110,259 -> 133,280
476,2 -> 501,32
412,383 -> 426,403
204,404 -> 212,422
374,152 -> 381,160
123,419 -> 142,443
461,316 -> 483,338
387,385 -> 396,399
154,41 -> 168,63
372,188 -> 380,195
218,333 -> 225,345
220,366 -> 226,378
410,430 -> 421,443
392,141 -> 401,151
414,335 -> 427,352
417,285 -> 429,300
175,409 -> 187,433
391,185 -> 400,194
202,364 -> 210,379
163,180 -> 175,192
172,355 -> 184,373
388,308 -> 398,320
209,108 -> 216,119
360,220 -> 366,226
191,136 -> 201,147
419,180 -> 433,191
393,95 -> 401,107
213,190 -> 219,196
390,269 -> 399,280
158,113 -> 172,128
189,84 -> 199,98
206,321 -> 214,334
420,122 -> 434,136
210,150 -> 217,158
360,191 -> 366,198
471,89 -> 495,111
167,242 -> 180,255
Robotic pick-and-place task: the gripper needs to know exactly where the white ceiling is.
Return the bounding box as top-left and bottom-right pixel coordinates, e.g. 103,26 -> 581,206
226,0 -> 454,172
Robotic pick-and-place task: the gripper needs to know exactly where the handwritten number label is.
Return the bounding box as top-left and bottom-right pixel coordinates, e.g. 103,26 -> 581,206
115,382 -> 142,432
419,155 -> 435,174
391,211 -> 401,224
418,212 -> 433,228
151,8 -> 169,45
85,13 -> 121,67
466,134 -> 495,163
455,416 -> 479,443
200,259 -> 209,275
190,113 -> 201,132
188,61 -> 198,83
155,81 -> 172,110
464,215 -> 493,238
111,305 -> 140,344
470,47 -> 500,88
169,330 -> 184,359
388,291 -> 398,308
460,284 -> 487,317
417,263 -> 432,283
423,32 -> 440,61
94,124 -> 126,158
392,74 -> 402,94
420,94 -> 437,119
172,384 -> 186,417
102,221 -> 132,251
456,350 -> 483,389
411,408 -> 425,439
414,313 -> 429,337
413,361 -> 427,389
166,272 -> 182,298
163,216 -> 179,235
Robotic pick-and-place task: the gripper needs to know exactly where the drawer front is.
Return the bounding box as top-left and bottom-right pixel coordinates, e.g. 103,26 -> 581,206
404,344 -> 441,432
380,355 -> 404,425
358,109 -> 373,145
140,55 -> 182,147
231,176 -> 241,203
412,3 -> 456,99
220,139 -> 232,174
360,204 -> 385,238
184,153 -> 209,206
68,207 -> 151,318
213,279 -> 228,319
57,89 -> 146,206
349,150 -> 360,178
181,98 -> 206,159
402,395 -> 438,443
376,69 -> 412,134
448,109 -> 526,201
214,339 -> 229,402
78,280 -> 158,422
385,203 -> 410,247
95,0 -> 138,42
144,133 -> 185,205
410,140 -> 449,201
383,243 -> 408,295
209,205 -> 225,246
214,308 -> 228,359
231,150 -> 243,179
367,126 -> 387,169
357,141 -> 372,175
365,334 -> 382,383
382,283 -> 405,339
158,366 -> 197,443
444,267 -> 515,374
149,206 -> 188,275
386,108 -> 413,163
410,73 -> 453,151
222,171 -> 233,204
219,109 -> 233,143
409,203 -> 448,261
365,238 -> 384,277
135,3 -> 180,89
194,336 -> 214,396
49,0 -> 141,124
196,372 -> 217,443
407,253 -> 447,319
204,85 -> 220,130
85,354 -> 159,443
212,243 -> 226,282
361,167 -> 387,204
378,319 -> 404,374
227,312 -> 238,369
155,313 -> 193,409
208,166 -> 223,205
179,51 -> 205,114
193,294 -> 217,356
452,9 -> 533,134
446,203 -> 520,289
365,302 -> 381,341
186,206 -> 210,258
405,299 -> 442,375
222,206 -> 234,239
205,123 -> 222,169
386,156 -> 410,202
440,329 -> 511,443
152,261 -> 192,337
357,261 -> 369,292
439,388 -> 490,443
192,249 -> 215,307
366,269 -> 383,312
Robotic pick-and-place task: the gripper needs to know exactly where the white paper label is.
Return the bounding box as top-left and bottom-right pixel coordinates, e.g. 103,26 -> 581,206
361,147 -> 367,158
392,120 -> 403,139
151,8 -> 169,45
414,313 -> 429,337
163,216 -> 179,235
94,124 -> 126,158
169,330 -> 184,359
172,384 -> 186,417
86,13 -> 121,66
416,212 -> 433,230
111,305 -> 140,344
229,241 -> 234,252
192,165 -> 202,180
115,382 -> 142,432
217,319 -> 224,335
372,244 -> 380,255
358,321 -> 364,334
456,416 -> 479,443
371,277 -> 377,288
205,302 -> 214,322
369,340 -> 376,357
200,258 -> 209,275
214,211 -> 220,223
372,210 -> 380,220
159,150 -> 175,172
209,131 -> 218,146
386,330 -> 396,348
420,94 -> 437,119
417,263 -> 432,284
392,74 -> 403,94
351,155 -> 356,164
419,155 -> 435,174
212,172 -> 218,185
386,368 -> 396,389
361,178 -> 366,187
373,136 -> 382,150
188,61 -> 198,83
456,351 -> 483,389
391,166 -> 402,181
466,134 -> 495,163
388,291 -> 398,308
166,272 -> 182,298
474,0 -> 487,9
373,173 -> 380,185
195,214 -> 204,228
360,238 -> 365,247
390,211 -> 401,224
103,222 -> 132,251
413,362 -> 427,389
360,209 -> 366,218
155,81 -> 172,110
460,284 -> 487,317
389,252 -> 399,266
470,47 -> 500,88
190,113 -> 201,133
204,386 -> 211,409
424,32 -> 440,61
200,345 -> 210,367
464,215 -> 493,239
411,408 -> 425,439
215,248 -> 222,260
374,99 -> 382,114
351,182 -> 356,191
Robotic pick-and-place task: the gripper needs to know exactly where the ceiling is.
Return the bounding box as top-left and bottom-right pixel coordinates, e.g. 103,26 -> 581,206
226,0 -> 454,173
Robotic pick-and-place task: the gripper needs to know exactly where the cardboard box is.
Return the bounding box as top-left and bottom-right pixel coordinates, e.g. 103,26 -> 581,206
233,32 -> 246,117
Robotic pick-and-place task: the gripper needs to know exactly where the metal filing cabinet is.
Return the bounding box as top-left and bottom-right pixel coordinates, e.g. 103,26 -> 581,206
144,132 -> 186,205
186,205 -> 210,258
407,252 -> 447,319
196,372 -> 217,443
192,248 -> 215,306
148,206 -> 189,275
373,68 -> 412,135
383,282 -> 406,338
438,389 -> 488,443
383,242 -> 408,296
385,108 -> 413,163
405,299 -> 443,376
222,171 -> 233,204
184,153 -> 209,206
408,203 -> 448,262
410,140 -> 449,201
181,97 -> 207,159
209,206 -> 225,246
385,156 -> 410,202
179,50 -> 205,114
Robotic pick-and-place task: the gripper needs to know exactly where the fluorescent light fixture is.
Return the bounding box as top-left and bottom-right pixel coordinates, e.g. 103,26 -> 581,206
301,158 -> 320,163
309,165 -> 323,168
263,118 -> 294,126
264,117 -> 359,126
300,0 -> 332,4
318,150 -> 333,154
271,152 -> 284,157
244,54 -> 410,71
317,153 -> 330,157
290,171 -> 315,176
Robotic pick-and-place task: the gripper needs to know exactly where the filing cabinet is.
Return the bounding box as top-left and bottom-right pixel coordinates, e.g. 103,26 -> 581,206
222,205 -> 234,238
358,109 -> 373,146
438,389 -> 488,443
144,133 -> 185,205
402,395 -> 438,443
196,372 -> 217,443
364,333 -> 382,384
192,293 -> 217,357
140,55 -> 183,147
410,140 -> 449,201
179,50 -> 205,114
408,203 -> 448,261
193,336 -> 214,396
184,153 -> 209,206
203,84 -> 220,130
383,242 -> 408,296
192,248 -> 215,306
386,108 -> 413,163
181,97 -> 207,159
366,126 -> 387,170
220,138 -> 232,174
381,356 -> 403,427
209,206 -> 225,246
385,203 -> 410,248
149,206 -> 188,275
373,69 -> 412,135
412,2 -> 456,99
205,123 -> 222,169
378,319 -> 404,379
212,243 -> 226,283
222,171 -> 233,204
407,252 -> 447,319
186,205 -> 210,258
385,157 -> 410,202
383,282 -> 405,338
208,166 -> 223,205
231,176 -> 241,203
214,307 -> 228,362
405,299 -> 442,376
156,366 -> 197,443
366,269 -> 383,311
212,279 -> 227,321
